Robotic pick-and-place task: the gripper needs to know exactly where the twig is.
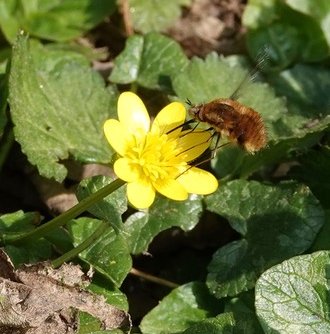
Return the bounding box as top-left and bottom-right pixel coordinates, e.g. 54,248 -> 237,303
130,268 -> 180,288
120,0 -> 134,36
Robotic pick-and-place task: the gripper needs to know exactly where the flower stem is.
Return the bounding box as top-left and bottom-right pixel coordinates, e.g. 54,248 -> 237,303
2,178 -> 125,245
51,220 -> 109,268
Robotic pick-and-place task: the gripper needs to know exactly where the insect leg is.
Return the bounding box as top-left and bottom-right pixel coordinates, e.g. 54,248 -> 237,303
166,119 -> 196,135
176,129 -> 214,158
175,131 -> 219,178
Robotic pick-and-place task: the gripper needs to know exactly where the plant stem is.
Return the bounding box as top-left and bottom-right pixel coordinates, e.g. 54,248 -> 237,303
51,220 -> 109,268
0,126 -> 14,173
120,0 -> 133,36
130,268 -> 179,289
2,178 -> 125,245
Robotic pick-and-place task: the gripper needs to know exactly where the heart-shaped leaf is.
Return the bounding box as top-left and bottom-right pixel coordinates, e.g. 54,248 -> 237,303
110,33 -> 188,90
9,33 -> 116,181
140,282 -> 223,334
68,218 -> 131,287
124,195 -> 203,254
205,180 -> 324,298
255,251 -> 330,333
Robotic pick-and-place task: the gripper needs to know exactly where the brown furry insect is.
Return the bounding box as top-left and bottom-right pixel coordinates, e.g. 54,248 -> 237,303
188,98 -> 267,154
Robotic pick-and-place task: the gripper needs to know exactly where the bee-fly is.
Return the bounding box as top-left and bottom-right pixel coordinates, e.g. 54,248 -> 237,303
187,52 -> 268,154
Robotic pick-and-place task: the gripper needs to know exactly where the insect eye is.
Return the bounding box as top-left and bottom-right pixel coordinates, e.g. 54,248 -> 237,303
189,106 -> 197,115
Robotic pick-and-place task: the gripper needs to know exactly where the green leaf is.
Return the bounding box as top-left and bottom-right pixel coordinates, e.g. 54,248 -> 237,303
310,210 -> 330,252
79,277 -> 128,333
205,180 -> 325,298
224,292 -> 264,333
211,61 -> 330,179
174,54 -> 329,143
124,195 -> 203,254
255,251 -> 330,333
173,53 -> 287,141
0,208 -> 73,257
225,64 -> 330,178
243,0 -> 329,68
183,292 -> 264,333
43,227 -> 73,254
90,330 -> 124,334
173,52 -> 308,178
290,147 -> 330,209
68,218 -> 132,287
109,35 -> 143,84
182,313 -> 235,334
269,64 -> 330,134
213,131 -> 324,180
0,211 -> 53,266
0,0 -> 21,43
182,310 -> 264,334
88,276 -> 128,311
129,0 -> 191,33
110,33 -> 189,90
0,0 -> 116,42
0,210 -> 40,233
9,33 -> 116,182
5,239 -> 52,267
76,176 -> 127,232
0,71 -> 9,136
45,42 -> 109,63
286,0 -> 330,47
78,312 -> 102,334
140,282 -> 223,334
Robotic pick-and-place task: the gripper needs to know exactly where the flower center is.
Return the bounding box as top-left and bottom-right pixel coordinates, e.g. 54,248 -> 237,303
126,132 -> 186,182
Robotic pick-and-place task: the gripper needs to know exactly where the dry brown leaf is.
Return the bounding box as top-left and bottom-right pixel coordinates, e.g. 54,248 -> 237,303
0,250 -> 128,334
168,0 -> 246,56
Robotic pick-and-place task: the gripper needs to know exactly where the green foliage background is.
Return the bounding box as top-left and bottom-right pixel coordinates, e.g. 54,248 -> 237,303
0,0 -> 329,333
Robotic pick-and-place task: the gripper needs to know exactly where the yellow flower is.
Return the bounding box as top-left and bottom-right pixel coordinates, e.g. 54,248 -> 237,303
104,92 -> 218,209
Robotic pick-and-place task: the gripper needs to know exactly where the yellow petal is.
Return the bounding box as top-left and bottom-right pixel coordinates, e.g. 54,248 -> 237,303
118,92 -> 150,133
177,167 -> 218,194
154,179 -> 188,201
176,130 -> 212,162
104,119 -> 129,156
127,181 -> 155,209
152,102 -> 186,138
114,158 -> 139,182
